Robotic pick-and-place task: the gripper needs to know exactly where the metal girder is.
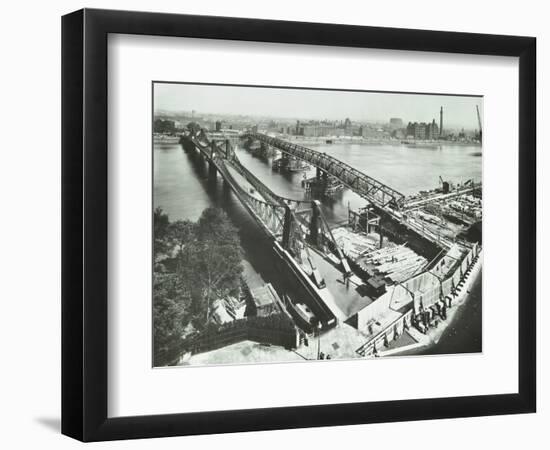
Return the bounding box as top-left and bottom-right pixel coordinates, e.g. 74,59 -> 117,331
243,132 -> 406,210
184,131 -> 343,270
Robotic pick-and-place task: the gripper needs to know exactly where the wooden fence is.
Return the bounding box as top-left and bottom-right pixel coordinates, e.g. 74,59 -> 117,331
185,314 -> 298,355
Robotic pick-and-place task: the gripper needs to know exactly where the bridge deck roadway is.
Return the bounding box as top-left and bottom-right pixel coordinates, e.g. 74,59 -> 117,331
226,165 -> 269,204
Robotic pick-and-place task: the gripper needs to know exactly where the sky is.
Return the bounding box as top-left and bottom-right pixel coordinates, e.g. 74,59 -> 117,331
154,82 -> 483,129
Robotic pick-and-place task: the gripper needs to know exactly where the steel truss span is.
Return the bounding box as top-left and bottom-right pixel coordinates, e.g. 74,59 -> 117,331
243,132 -> 406,210
184,130 -> 342,268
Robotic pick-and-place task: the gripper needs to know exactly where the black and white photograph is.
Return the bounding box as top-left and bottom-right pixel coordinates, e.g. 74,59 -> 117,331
0,0 -> 542,447
153,83 -> 483,367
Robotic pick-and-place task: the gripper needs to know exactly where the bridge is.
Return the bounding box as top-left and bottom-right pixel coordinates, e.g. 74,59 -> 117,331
242,132 -> 406,210
185,129 -> 345,259
181,129 -> 377,329
402,182 -> 482,211
181,127 -> 476,329
241,132 -> 481,250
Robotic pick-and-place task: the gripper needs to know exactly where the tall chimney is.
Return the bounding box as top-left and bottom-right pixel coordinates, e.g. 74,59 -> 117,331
439,106 -> 443,138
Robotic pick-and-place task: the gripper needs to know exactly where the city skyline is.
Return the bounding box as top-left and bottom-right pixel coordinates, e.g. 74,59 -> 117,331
154,83 -> 483,130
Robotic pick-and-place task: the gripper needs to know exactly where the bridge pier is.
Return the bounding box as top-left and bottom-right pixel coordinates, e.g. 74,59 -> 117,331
315,167 -> 328,184
180,136 -> 196,153
303,168 -> 338,198
260,142 -> 269,158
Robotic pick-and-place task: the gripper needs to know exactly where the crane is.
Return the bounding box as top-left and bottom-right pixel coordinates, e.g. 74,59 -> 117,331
476,105 -> 482,144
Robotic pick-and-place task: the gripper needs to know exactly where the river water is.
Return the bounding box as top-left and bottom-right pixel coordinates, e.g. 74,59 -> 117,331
153,140 -> 482,354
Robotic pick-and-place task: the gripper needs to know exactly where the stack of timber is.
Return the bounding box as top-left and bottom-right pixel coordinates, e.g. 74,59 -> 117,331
331,227 -> 380,260
356,244 -> 427,284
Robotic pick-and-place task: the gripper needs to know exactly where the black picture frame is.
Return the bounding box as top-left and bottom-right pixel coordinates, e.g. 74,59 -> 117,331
62,8 -> 536,442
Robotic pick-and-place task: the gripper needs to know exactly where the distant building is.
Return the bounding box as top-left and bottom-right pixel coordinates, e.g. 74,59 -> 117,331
406,120 -> 439,140
215,120 -> 222,132
153,118 -> 176,133
299,119 -> 356,137
426,119 -> 440,140
406,122 -> 421,139
361,125 -> 387,140
303,124 -> 333,137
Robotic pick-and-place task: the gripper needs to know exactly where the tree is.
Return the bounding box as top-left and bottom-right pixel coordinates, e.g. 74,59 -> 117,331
168,220 -> 196,254
153,272 -> 192,366
178,208 -> 243,326
197,207 -> 240,245
153,207 -> 171,262
152,207 -> 245,361
187,122 -> 202,135
154,118 -> 176,133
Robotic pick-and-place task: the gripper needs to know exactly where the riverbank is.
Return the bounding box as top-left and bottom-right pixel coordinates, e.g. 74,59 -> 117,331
279,135 -> 482,148
379,252 -> 483,358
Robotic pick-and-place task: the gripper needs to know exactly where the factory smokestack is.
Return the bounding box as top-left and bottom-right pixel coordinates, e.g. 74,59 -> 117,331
439,106 -> 443,138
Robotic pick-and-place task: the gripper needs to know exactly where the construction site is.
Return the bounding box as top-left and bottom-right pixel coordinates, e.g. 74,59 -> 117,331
178,105 -> 483,366
184,140 -> 483,364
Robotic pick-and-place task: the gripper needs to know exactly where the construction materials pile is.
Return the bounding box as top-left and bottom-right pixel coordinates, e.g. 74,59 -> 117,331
331,227 -> 381,260
356,244 -> 427,284
442,194 -> 482,225
406,207 -> 462,245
